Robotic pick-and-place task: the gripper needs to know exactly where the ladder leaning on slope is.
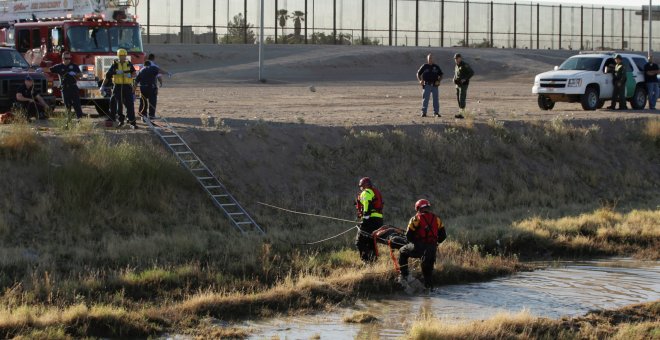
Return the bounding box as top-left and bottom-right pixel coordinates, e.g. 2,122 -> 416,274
144,117 -> 265,235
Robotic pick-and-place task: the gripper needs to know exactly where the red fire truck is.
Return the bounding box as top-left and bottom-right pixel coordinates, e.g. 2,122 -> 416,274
0,0 -> 145,115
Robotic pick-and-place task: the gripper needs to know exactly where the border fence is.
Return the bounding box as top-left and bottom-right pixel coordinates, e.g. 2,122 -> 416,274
134,0 -> 660,51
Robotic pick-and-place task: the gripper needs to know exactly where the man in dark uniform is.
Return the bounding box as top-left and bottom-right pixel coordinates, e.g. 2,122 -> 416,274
416,53 -> 443,117
15,75 -> 50,121
100,48 -> 137,128
608,54 -> 627,110
354,177 -> 384,263
45,51 -> 84,119
453,53 -> 474,119
644,54 -> 659,110
398,199 -> 446,290
135,60 -> 162,120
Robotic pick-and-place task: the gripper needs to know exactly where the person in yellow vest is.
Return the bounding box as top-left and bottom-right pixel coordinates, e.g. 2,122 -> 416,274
100,49 -> 138,128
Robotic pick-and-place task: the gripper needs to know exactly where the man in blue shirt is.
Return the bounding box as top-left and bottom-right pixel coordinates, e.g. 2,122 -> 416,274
416,53 -> 443,117
135,60 -> 163,120
44,51 -> 84,119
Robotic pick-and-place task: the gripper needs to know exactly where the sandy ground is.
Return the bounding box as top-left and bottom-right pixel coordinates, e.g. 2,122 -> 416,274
138,44 -> 658,128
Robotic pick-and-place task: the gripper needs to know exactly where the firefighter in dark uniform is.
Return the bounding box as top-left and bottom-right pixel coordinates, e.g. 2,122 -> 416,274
398,199 -> 447,289
354,177 -> 384,263
101,48 -> 137,128
46,51 -> 84,119
135,60 -> 162,120
15,75 -> 50,121
453,53 -> 474,119
608,54 -> 628,110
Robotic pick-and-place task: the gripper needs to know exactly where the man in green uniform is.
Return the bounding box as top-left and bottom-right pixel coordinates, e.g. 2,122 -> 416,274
453,53 -> 474,119
607,54 -> 627,110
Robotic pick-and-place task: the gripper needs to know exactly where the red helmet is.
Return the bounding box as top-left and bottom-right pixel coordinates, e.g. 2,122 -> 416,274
358,177 -> 372,188
415,199 -> 431,211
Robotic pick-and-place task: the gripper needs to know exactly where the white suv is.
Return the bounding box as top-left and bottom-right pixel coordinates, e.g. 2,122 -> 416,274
533,52 -> 649,110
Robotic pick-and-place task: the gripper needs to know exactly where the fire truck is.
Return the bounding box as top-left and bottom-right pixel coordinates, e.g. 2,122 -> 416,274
0,0 -> 145,115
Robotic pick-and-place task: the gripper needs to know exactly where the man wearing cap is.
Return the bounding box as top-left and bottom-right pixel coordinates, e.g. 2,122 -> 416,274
44,51 -> 84,120
15,75 -> 50,121
452,53 -> 474,119
101,48 -> 137,128
416,53 -> 443,117
607,54 -> 627,110
644,54 -> 659,110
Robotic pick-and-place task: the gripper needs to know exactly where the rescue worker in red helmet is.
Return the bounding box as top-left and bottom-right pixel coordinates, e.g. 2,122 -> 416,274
398,199 -> 446,289
354,177 -> 384,263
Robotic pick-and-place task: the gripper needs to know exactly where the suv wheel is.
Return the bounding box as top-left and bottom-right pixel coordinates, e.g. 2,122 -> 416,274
538,95 -> 555,110
630,85 -> 647,110
581,86 -> 599,110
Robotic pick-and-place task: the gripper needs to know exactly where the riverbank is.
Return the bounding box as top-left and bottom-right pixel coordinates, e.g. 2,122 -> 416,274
409,300 -> 660,340
0,115 -> 658,338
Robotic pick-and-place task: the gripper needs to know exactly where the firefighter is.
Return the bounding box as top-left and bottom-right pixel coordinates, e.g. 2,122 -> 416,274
608,54 -> 628,110
398,199 -> 447,289
15,75 -> 50,121
44,51 -> 84,120
135,60 -> 162,120
100,48 -> 137,128
453,53 -> 474,119
354,177 -> 384,263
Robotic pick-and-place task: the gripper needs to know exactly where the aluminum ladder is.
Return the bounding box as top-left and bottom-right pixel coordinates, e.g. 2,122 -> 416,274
145,118 -> 265,235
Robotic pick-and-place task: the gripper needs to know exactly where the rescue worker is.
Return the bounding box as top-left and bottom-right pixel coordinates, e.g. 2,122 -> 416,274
15,75 -> 50,121
147,53 -> 172,88
398,199 -> 446,289
416,53 -> 443,117
135,60 -> 162,120
452,53 -> 474,119
607,54 -> 628,110
44,51 -> 84,120
100,48 -> 137,128
644,54 -> 659,110
354,177 -> 384,263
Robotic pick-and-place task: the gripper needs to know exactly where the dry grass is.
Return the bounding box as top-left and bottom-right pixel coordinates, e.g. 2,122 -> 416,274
408,300 -> 660,340
343,311 -> 378,323
0,117 -> 657,337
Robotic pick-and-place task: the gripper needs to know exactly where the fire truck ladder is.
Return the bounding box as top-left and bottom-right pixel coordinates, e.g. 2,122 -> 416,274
145,118 -> 265,235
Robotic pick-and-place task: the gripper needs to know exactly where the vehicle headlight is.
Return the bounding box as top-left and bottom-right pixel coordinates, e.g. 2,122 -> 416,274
81,64 -> 96,80
47,88 -> 53,94
567,79 -> 582,87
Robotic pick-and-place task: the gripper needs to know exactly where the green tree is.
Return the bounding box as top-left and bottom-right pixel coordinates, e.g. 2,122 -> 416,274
292,10 -> 305,39
222,13 -> 256,44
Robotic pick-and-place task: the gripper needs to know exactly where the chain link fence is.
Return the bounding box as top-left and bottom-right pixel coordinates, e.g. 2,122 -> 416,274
135,0 -> 659,51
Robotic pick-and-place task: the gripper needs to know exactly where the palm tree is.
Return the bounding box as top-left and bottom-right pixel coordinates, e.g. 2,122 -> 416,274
292,11 -> 305,40
278,9 -> 289,40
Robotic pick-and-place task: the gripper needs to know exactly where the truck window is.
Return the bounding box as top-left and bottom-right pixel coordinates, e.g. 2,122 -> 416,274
16,30 -> 30,52
602,58 -> 615,72
31,28 -> 41,48
633,57 -> 648,72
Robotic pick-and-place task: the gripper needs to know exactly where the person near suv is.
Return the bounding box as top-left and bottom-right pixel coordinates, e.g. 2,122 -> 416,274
607,54 -> 627,110
15,75 -> 50,121
644,54 -> 659,110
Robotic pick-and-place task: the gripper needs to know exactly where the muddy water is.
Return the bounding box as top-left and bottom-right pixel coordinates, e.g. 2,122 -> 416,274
246,258 -> 660,339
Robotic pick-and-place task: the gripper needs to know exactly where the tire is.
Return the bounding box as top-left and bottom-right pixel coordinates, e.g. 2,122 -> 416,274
630,85 -> 647,110
596,100 -> 606,109
538,95 -> 555,110
580,86 -> 599,110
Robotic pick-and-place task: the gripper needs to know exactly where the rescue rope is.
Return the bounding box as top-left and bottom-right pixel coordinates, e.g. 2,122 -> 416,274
257,201 -> 358,224
296,225 -> 359,246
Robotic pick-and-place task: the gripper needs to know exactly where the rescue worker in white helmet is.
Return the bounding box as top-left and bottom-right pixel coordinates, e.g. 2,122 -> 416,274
354,177 -> 384,263
100,48 -> 137,128
398,199 -> 446,289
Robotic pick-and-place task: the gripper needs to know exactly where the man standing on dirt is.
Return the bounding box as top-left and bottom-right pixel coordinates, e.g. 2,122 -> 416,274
453,53 -> 474,119
398,199 -> 446,290
355,177 -> 384,263
135,61 -> 162,120
44,51 -> 84,120
147,53 -> 172,88
416,53 -> 443,117
644,54 -> 659,110
101,48 -> 138,128
608,54 -> 627,110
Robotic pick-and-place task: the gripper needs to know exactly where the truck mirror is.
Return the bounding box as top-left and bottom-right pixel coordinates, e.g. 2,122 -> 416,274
51,29 -> 60,48
553,66 -> 559,71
